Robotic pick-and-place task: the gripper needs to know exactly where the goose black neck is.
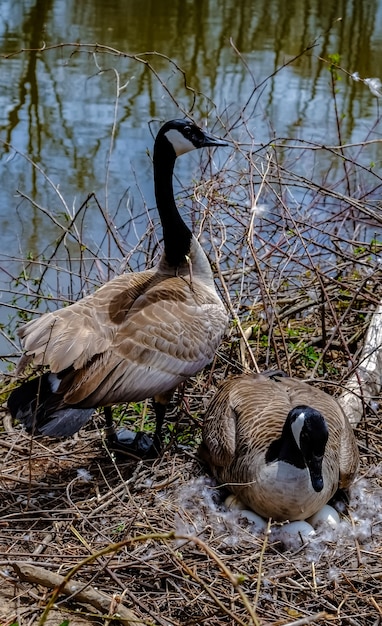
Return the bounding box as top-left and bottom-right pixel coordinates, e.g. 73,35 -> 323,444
265,419 -> 306,469
154,136 -> 193,268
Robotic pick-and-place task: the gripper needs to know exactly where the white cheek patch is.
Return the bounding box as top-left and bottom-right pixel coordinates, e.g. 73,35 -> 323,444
291,411 -> 306,448
164,129 -> 196,155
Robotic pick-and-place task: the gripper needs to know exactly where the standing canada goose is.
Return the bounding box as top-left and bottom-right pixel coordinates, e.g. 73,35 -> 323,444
8,119 -> 229,456
201,372 -> 359,521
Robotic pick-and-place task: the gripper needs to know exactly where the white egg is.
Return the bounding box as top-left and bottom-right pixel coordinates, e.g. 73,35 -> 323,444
224,494 -> 247,510
239,509 -> 268,531
307,505 -> 340,530
278,520 -> 315,549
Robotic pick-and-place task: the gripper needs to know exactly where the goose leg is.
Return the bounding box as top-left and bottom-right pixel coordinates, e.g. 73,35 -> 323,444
104,405 -> 115,438
151,398 -> 167,455
151,389 -> 175,453
104,391 -> 173,458
104,405 -> 155,458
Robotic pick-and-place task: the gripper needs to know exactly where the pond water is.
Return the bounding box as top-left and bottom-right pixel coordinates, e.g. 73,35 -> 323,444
0,0 -> 382,363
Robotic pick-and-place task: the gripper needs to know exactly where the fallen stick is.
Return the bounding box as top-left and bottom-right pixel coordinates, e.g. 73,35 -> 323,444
339,303 -> 382,426
11,561 -> 145,626
283,611 -> 332,626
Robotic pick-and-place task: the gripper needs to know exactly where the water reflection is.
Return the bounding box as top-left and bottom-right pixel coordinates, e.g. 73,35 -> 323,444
0,0 -> 382,362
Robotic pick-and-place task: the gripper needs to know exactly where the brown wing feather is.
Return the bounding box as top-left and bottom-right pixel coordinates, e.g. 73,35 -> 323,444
204,374 -> 294,461
18,269 -> 227,407
18,271 -> 157,373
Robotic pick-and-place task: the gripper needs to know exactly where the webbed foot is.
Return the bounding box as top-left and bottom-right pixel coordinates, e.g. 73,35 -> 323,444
106,428 -> 160,458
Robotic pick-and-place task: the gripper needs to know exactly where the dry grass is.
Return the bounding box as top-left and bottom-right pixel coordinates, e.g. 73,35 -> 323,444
0,389 -> 381,626
1,256 -> 381,625
1,44 -> 382,626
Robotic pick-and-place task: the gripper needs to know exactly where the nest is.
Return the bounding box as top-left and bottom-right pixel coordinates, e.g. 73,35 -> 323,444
1,344 -> 382,626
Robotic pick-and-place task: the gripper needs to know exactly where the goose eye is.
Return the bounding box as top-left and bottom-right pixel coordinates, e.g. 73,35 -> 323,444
183,125 -> 192,135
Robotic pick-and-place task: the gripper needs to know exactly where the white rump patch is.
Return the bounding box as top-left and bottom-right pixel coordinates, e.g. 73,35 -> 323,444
165,128 -> 196,156
291,411 -> 306,449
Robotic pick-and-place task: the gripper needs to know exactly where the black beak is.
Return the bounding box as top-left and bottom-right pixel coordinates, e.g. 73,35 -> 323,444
201,131 -> 228,148
307,454 -> 324,492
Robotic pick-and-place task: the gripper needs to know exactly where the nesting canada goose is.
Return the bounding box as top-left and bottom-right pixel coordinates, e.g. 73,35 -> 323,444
201,372 -> 359,521
8,119 -> 229,456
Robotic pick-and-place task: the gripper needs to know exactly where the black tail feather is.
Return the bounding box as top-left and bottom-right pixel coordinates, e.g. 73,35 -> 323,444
34,406 -> 95,437
7,373 -> 95,437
